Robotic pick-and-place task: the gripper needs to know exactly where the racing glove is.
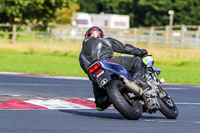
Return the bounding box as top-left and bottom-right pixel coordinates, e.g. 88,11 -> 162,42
139,49 -> 148,56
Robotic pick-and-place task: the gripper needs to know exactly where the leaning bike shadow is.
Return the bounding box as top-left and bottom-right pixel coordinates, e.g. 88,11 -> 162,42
59,109 -> 166,120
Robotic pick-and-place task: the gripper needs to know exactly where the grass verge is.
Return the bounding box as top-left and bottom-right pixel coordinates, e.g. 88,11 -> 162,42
0,50 -> 85,77
0,41 -> 200,85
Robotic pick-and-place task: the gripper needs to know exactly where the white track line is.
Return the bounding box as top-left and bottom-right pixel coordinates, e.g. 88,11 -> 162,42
1,72 -> 200,89
0,72 -> 89,80
175,103 -> 200,105
0,83 -> 90,87
163,87 -> 188,90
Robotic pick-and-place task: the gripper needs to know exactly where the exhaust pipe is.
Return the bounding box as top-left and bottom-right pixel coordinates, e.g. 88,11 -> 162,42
120,75 -> 143,96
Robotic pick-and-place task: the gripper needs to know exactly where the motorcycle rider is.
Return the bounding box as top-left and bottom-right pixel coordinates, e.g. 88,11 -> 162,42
79,26 -> 155,111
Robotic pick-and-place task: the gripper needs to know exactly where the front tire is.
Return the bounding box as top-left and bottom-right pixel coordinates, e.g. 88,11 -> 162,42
158,87 -> 178,119
106,79 -> 143,120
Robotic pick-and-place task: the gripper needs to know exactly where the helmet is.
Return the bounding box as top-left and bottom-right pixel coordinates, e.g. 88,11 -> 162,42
85,26 -> 104,38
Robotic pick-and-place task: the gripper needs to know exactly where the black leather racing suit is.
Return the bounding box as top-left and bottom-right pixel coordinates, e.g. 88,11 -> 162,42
79,37 -> 147,110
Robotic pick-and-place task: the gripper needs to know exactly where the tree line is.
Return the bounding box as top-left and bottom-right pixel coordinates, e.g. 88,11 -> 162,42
0,0 -> 77,30
77,0 -> 200,27
0,0 -> 200,29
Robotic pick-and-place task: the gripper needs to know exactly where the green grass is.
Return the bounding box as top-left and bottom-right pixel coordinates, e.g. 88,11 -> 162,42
0,43 -> 200,85
0,50 -> 200,85
156,64 -> 200,85
0,50 -> 86,77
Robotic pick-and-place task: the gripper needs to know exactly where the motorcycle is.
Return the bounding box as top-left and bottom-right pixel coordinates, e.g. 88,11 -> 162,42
87,55 -> 178,120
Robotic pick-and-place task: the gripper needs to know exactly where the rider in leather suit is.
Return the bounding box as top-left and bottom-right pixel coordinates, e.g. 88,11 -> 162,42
79,26 -> 149,111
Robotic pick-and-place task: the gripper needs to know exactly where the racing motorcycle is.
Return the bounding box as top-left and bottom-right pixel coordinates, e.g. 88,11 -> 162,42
88,55 -> 178,120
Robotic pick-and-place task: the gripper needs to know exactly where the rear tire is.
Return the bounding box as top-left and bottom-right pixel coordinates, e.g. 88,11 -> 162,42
106,79 -> 143,120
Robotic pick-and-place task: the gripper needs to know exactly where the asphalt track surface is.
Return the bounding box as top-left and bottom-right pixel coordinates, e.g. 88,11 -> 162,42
0,73 -> 200,133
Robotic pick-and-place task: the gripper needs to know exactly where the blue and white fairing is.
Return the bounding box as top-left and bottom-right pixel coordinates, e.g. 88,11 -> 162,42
100,61 -> 130,78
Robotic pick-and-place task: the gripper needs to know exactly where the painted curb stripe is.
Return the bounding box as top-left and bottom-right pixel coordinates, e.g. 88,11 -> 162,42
66,98 -> 96,109
0,98 -> 114,110
0,99 -> 48,109
66,98 -> 114,109
25,99 -> 91,109
16,73 -> 44,77
1,98 -> 200,110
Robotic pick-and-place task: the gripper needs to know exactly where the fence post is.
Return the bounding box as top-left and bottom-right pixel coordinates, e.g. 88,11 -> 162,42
148,26 -> 154,46
133,28 -> 138,45
12,24 -> 16,43
165,26 -> 170,45
181,25 -> 186,48
196,26 -> 200,48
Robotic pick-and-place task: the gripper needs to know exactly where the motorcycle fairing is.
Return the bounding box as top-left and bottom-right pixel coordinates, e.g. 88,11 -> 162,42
92,61 -> 130,88
100,61 -> 129,78
142,56 -> 161,76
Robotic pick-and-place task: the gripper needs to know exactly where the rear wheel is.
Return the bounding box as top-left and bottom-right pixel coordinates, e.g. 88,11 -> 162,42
158,86 -> 178,119
106,79 -> 143,120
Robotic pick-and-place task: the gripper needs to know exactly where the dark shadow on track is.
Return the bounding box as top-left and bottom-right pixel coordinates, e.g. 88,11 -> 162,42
59,110 -> 166,120
59,110 -> 124,119
142,115 -> 166,120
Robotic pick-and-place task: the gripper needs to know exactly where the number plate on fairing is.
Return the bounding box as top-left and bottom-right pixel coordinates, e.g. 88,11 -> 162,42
95,70 -> 111,87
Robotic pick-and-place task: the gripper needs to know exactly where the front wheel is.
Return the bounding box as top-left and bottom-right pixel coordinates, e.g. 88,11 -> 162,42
158,87 -> 178,119
106,79 -> 143,120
